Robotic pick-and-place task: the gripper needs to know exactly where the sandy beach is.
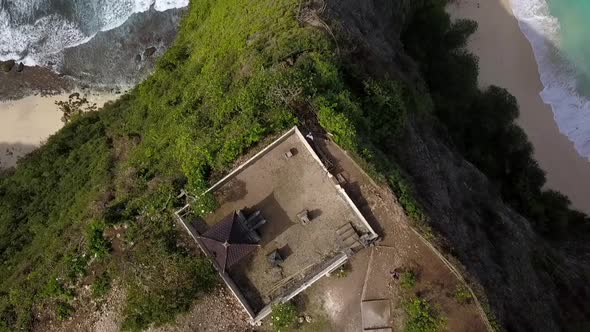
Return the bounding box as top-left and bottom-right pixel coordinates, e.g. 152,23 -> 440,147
447,0 -> 590,214
0,93 -> 118,169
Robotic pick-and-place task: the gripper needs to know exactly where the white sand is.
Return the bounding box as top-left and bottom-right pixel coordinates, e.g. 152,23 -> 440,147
0,93 -> 117,169
447,0 -> 590,214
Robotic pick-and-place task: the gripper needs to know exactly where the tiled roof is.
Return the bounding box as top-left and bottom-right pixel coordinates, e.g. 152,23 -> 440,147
202,212 -> 236,243
226,243 -> 259,269
200,211 -> 259,272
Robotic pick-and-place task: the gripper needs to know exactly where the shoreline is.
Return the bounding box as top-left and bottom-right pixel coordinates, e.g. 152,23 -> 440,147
447,0 -> 590,214
0,92 -> 118,169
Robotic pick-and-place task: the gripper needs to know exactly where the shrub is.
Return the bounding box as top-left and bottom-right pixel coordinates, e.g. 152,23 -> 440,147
334,263 -> 351,278
121,257 -> 217,331
65,252 -> 90,281
404,297 -> 445,332
87,220 -> 111,259
317,103 -> 358,151
91,272 -> 112,299
363,79 -> 408,143
271,301 -> 298,331
43,277 -> 74,301
56,302 -> 75,320
453,285 -> 472,304
387,171 -> 425,223
55,93 -> 98,123
400,271 -> 417,290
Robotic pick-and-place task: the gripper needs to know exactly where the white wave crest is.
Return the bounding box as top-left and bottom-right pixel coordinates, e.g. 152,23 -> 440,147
510,0 -> 590,160
0,0 -> 188,66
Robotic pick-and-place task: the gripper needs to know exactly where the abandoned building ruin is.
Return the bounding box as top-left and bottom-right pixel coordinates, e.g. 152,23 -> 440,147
175,126 -> 378,323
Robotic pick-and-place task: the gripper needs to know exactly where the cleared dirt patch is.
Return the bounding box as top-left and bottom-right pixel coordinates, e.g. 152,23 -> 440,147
301,138 -> 489,331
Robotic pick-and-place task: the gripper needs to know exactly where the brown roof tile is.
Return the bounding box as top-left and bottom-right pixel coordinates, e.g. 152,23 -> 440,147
200,211 -> 259,272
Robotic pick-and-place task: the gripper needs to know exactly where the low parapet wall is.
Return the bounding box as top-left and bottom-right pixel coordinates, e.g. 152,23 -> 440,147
293,128 -> 379,240
174,126 -> 379,324
253,252 -> 349,322
174,209 -> 257,321
206,127 -> 298,194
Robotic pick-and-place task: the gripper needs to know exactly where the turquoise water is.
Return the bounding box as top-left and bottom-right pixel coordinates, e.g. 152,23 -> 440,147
546,0 -> 590,93
511,0 -> 590,159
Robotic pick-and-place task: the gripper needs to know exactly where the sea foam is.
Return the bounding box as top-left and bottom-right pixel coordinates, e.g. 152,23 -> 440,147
0,0 -> 188,66
510,0 -> 590,160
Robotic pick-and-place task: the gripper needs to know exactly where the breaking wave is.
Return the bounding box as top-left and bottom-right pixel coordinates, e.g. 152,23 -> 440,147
510,0 -> 590,160
0,0 -> 188,66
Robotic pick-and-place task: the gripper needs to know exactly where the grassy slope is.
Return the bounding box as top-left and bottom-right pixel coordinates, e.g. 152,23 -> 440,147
0,0 -> 413,330
2,0 -> 585,331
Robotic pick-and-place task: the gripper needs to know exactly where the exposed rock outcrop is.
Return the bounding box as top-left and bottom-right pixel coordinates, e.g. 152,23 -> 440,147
144,46 -> 157,57
1,60 -> 16,72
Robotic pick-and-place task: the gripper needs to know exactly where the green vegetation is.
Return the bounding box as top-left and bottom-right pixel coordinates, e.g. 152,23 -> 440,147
91,271 -> 112,299
122,256 -> 217,331
333,262 -> 351,278
400,271 -> 418,290
271,301 -> 298,331
402,0 -> 589,237
404,297 -> 445,332
56,302 -> 75,321
0,0 -> 422,330
55,93 -> 98,123
87,220 -> 111,259
5,0 -> 560,330
453,285 -> 472,304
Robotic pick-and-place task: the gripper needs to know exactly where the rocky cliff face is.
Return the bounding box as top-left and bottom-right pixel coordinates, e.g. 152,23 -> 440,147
324,1 -> 589,331
324,0 -> 424,84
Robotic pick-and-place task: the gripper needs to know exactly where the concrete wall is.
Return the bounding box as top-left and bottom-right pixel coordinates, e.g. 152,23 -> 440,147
253,252 -> 349,322
174,209 -> 257,321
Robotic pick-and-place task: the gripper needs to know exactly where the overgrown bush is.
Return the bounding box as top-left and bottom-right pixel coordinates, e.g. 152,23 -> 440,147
42,277 -> 74,301
91,271 -> 112,299
318,103 -> 359,150
400,271 -> 417,290
453,285 -> 472,304
404,297 -> 445,332
56,302 -> 74,321
387,171 -> 425,223
55,93 -> 98,123
87,220 -> 111,259
121,256 -> 217,331
65,252 -> 90,281
334,263 -> 351,278
271,301 -> 298,331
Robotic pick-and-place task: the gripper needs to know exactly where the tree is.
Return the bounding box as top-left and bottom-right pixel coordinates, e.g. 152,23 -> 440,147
55,93 -> 98,123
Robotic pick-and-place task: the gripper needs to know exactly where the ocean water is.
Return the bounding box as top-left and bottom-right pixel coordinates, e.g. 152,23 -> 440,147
510,0 -> 590,160
0,0 -> 188,66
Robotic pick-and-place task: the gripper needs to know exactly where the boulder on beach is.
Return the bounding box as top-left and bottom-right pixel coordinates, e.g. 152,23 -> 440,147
144,46 -> 158,57
16,62 -> 24,72
1,60 -> 16,72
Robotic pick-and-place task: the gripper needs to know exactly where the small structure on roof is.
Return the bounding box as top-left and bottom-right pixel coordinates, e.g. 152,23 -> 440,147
199,210 -> 264,272
266,250 -> 284,267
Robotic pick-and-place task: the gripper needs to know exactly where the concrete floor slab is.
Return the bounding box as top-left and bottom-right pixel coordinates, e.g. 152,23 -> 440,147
361,299 -> 392,330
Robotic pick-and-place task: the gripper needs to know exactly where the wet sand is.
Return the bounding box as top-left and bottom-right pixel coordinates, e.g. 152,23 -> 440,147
0,93 -> 117,169
448,0 -> 590,214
